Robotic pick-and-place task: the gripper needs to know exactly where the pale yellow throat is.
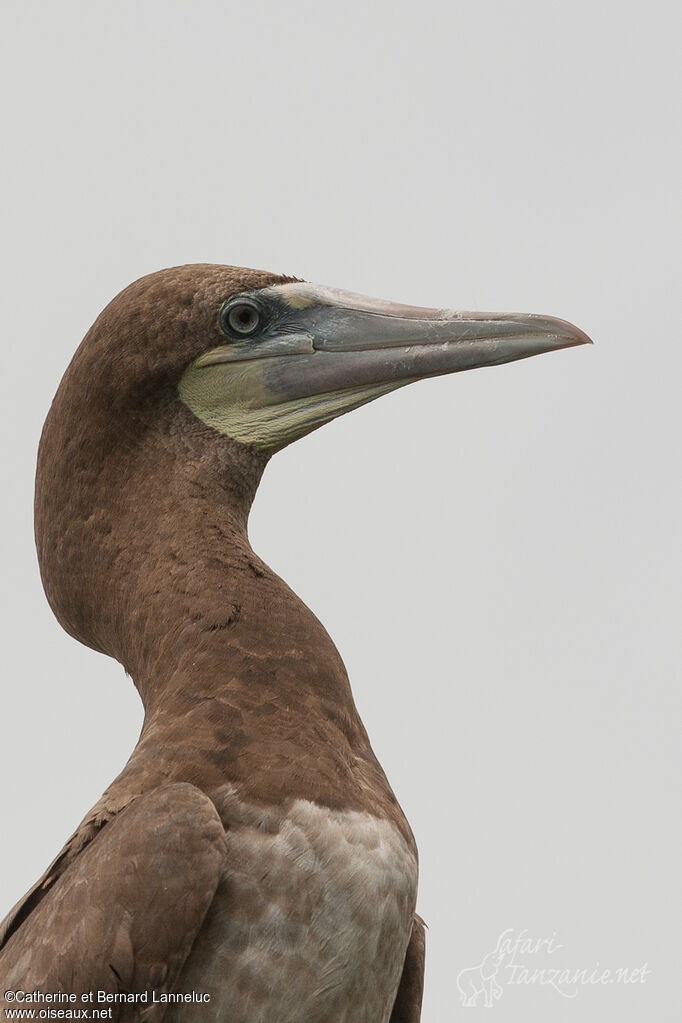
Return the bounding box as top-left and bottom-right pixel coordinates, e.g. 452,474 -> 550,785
178,355 -> 399,452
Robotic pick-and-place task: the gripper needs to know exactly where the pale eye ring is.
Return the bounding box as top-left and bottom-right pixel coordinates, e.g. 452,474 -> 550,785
220,299 -> 261,338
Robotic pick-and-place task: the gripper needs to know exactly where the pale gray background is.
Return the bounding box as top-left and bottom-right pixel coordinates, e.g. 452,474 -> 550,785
1,1 -> 679,1019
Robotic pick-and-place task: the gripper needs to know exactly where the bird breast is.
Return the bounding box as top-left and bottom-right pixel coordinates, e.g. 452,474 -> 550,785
172,791 -> 419,1023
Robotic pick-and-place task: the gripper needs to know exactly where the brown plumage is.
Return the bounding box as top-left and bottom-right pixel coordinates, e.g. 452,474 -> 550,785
0,265 -> 590,1020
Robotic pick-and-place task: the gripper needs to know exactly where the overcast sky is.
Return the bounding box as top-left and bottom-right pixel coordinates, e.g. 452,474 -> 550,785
1,1 -> 680,1019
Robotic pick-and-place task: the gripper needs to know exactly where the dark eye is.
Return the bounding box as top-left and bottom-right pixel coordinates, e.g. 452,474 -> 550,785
220,299 -> 262,338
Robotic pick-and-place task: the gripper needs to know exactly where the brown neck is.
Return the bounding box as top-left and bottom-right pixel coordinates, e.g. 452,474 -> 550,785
36,399 -> 401,813
31,263 -> 410,822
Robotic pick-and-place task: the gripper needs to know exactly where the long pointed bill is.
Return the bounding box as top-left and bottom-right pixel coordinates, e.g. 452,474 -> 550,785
179,282 -> 593,451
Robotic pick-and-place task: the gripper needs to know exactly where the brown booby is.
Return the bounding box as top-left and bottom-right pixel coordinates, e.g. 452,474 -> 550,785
0,265 -> 591,1021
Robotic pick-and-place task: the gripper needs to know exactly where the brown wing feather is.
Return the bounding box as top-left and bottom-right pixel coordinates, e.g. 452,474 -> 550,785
0,783 -> 226,1020
389,915 -> 426,1023
0,813 -> 112,952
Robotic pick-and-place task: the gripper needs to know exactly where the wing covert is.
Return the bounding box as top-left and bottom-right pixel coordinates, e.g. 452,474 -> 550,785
0,783 -> 226,1020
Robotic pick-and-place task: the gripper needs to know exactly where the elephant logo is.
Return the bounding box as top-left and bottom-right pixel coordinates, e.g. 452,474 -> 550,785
456,948 -> 507,1008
